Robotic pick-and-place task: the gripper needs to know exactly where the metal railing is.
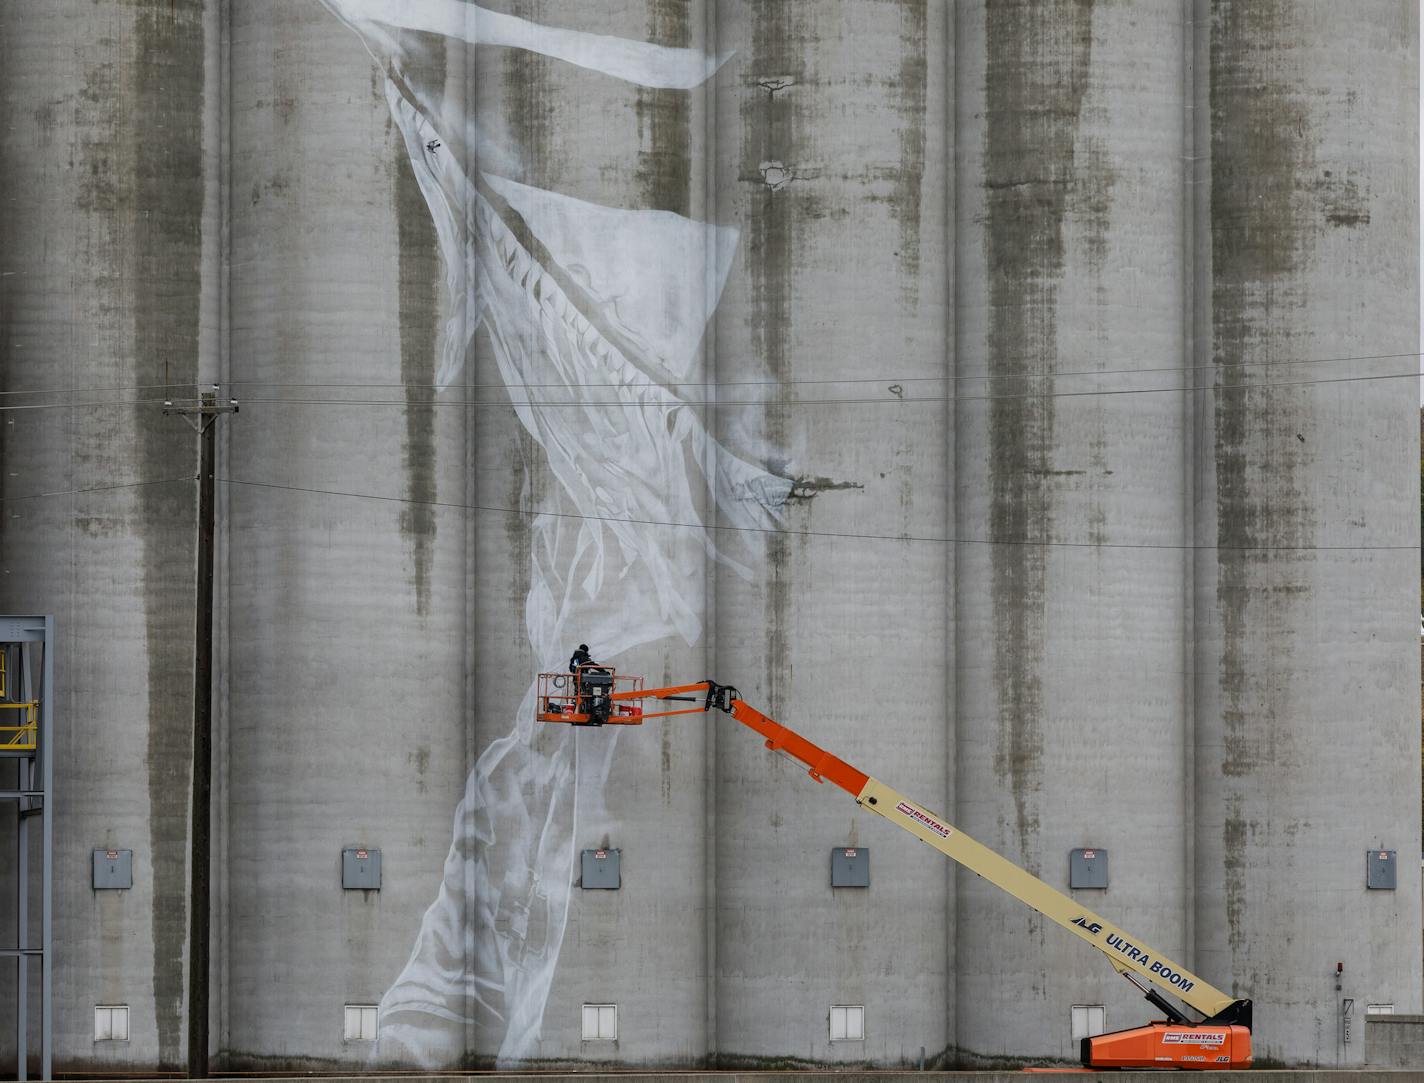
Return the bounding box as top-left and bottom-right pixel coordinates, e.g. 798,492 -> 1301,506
0,653 -> 37,751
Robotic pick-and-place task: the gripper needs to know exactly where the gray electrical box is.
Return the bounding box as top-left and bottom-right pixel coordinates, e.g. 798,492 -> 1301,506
1070,848 -> 1109,889
1366,849 -> 1396,890
342,847 -> 381,890
831,846 -> 870,888
581,848 -> 620,889
93,849 -> 132,890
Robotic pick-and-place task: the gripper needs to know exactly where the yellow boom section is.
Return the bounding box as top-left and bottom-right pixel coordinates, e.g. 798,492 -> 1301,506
855,776 -> 1235,1019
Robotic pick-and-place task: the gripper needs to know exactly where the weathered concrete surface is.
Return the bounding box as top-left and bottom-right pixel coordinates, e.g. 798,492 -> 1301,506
954,0 -> 1194,1060
711,0 -> 952,1068
1366,1014 -> 1424,1069
0,0 -> 221,1073
1191,0 -> 1422,1067
459,0 -> 716,1066
1,0 -> 1419,1075
222,0 -> 468,1069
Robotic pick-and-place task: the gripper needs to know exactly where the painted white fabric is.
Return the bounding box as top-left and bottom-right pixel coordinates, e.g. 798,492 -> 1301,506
320,1 -> 789,1066
330,0 -> 732,89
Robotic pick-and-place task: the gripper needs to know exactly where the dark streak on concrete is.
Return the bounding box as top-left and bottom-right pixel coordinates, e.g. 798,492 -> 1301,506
1209,0 -> 1316,958
636,1 -> 691,216
892,2 -> 928,305
83,0 -> 207,1068
745,5 -> 809,707
500,14 -> 554,613
395,36 -> 445,618
983,0 -> 1095,868
1221,797 -> 1248,956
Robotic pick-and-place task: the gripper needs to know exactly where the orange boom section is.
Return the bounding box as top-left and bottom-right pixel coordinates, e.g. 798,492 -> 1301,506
725,698 -> 869,797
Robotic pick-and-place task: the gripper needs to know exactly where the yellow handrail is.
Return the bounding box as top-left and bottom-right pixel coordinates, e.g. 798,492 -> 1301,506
0,700 -> 37,751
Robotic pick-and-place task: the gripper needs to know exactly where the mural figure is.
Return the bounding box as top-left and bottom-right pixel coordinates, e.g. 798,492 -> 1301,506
320,1 -> 790,1065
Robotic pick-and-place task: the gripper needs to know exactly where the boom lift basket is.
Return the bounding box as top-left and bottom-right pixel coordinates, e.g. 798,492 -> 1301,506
537,668 -> 645,726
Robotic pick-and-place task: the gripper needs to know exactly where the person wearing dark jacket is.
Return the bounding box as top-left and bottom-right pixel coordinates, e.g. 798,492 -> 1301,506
567,644 -> 610,724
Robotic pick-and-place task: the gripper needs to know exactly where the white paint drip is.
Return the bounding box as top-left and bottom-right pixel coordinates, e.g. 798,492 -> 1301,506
320,1 -> 790,1066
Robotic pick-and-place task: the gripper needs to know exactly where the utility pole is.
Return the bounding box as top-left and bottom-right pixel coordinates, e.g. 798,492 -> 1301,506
164,388 -> 237,1079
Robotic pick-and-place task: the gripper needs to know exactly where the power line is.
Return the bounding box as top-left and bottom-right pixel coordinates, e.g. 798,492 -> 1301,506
224,347 -> 1423,392
0,476 -> 196,504
0,396 -> 176,414
2,347 -> 1418,401
217,476 -> 1417,553
230,367 -> 1424,409
2,365 -> 1418,416
0,381 -> 201,398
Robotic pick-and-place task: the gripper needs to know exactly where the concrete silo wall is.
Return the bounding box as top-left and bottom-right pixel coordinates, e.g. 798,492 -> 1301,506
0,0 -> 221,1072
710,0 -> 951,1066
222,0 -> 472,1068
0,0 -> 1418,1073
953,0 -> 1194,1062
1191,0 -> 1422,1066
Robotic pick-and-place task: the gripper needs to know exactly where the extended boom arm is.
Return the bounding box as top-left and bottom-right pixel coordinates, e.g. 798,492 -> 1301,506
611,678 -> 1250,1032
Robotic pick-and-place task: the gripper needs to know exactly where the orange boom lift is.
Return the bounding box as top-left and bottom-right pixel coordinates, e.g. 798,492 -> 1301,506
538,667 -> 1252,1071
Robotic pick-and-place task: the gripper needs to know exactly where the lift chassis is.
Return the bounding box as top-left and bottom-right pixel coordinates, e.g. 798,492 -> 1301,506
537,670 -> 1252,1071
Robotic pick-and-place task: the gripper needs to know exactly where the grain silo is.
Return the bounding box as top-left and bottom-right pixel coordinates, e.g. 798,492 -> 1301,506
0,0 -> 1418,1073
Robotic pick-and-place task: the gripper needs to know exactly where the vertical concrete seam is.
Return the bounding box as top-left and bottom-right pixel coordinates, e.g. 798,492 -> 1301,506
950,0 -> 968,1053
702,0 -> 719,1066
1188,0 -> 1212,987
942,0 -> 958,1061
1179,0 -> 1198,973
215,0 -> 234,1062
458,17 -> 478,1063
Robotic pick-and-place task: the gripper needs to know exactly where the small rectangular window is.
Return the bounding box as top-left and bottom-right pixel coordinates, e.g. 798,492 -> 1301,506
829,1004 -> 864,1041
94,1005 -> 129,1042
1366,1003 -> 1395,1015
1071,1004 -> 1106,1042
581,1003 -> 617,1040
343,1004 -> 378,1041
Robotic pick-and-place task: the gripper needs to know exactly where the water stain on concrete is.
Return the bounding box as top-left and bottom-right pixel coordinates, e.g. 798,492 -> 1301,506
499,24 -> 555,615
503,11 -> 556,192
1209,0 -> 1316,953
745,3 -> 809,706
1221,797 -> 1249,956
1315,169 -> 1371,229
394,36 -> 445,619
96,0 -> 207,1067
635,0 -> 691,216
891,1 -> 928,305
983,0 -> 1095,868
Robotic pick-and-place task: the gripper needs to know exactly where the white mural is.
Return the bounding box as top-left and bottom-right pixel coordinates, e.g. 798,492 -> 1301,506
320,1 -> 790,1066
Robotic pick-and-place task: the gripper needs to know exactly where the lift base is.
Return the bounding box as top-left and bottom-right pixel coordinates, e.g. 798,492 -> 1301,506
1084,1023 -> 1252,1070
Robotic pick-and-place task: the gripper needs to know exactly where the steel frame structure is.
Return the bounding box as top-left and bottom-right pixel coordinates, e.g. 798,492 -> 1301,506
1,616 -> 53,1081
